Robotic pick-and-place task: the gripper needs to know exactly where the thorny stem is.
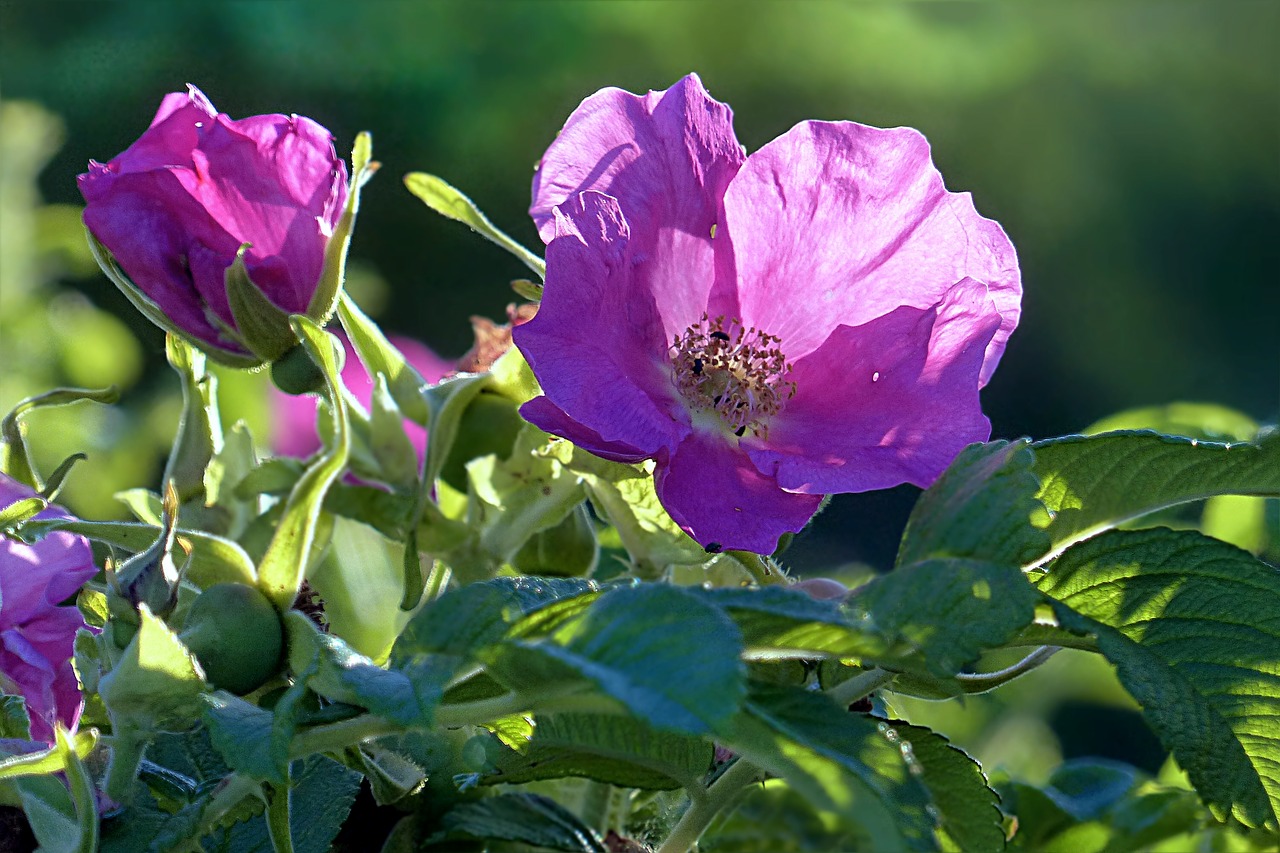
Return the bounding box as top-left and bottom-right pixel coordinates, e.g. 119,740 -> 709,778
656,757 -> 762,853
657,667 -> 895,852
726,550 -> 787,586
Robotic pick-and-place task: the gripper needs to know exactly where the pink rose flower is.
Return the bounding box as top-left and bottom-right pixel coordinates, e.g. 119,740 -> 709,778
0,475 -> 97,742
270,332 -> 451,460
78,86 -> 349,364
515,74 -> 1021,553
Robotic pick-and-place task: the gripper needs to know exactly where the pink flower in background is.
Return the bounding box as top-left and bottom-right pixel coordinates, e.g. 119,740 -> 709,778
78,85 -> 349,363
271,332 -> 451,460
515,74 -> 1021,553
0,475 -> 97,742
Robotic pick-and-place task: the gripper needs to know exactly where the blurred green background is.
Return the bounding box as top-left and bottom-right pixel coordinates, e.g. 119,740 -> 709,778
1,0 -> 1277,784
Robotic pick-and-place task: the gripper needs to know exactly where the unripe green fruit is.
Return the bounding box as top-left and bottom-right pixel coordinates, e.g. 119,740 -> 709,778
512,504 -> 599,577
439,391 -> 525,492
179,583 -> 284,695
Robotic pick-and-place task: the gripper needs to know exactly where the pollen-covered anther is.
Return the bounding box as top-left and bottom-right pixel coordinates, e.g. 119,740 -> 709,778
671,314 -> 796,438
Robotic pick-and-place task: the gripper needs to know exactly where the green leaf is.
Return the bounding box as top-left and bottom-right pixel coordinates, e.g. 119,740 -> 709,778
897,440 -> 1049,568
1031,429 -> 1280,565
1037,527 -> 1280,830
436,792 -> 605,852
0,695 -> 31,739
687,585 -> 888,659
99,605 -> 208,731
483,713 -> 713,790
855,558 -> 1040,677
490,584 -> 746,735
285,612 -> 424,727
346,742 -> 425,805
335,292 -> 431,424
719,683 -> 934,851
885,722 -> 1005,852
700,780 -> 864,852
404,172 -> 546,279
114,489 -> 163,525
1084,402 -> 1259,442
368,375 -> 419,490
201,692 -> 288,786
257,317 -> 351,610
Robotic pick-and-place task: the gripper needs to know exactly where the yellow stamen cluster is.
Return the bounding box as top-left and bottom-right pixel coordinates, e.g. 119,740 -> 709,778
671,314 -> 796,439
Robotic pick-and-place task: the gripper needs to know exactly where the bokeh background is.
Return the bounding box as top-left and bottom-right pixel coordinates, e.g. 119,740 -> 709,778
2,0 -> 1277,784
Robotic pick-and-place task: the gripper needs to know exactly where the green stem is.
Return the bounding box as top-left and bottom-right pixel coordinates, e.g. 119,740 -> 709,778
955,646 -> 1060,693
826,668 -> 896,708
726,551 -> 786,586
657,758 -> 762,853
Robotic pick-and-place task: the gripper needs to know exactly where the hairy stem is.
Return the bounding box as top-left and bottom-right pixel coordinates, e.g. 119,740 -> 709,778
826,667 -> 896,708
657,757 -> 762,853
955,646 -> 1060,693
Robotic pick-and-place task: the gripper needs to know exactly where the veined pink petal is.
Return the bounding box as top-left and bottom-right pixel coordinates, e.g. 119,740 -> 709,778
655,431 -> 823,554
514,192 -> 689,455
746,279 -> 999,493
519,397 -> 650,464
723,120 -> 1020,382
531,74 -> 744,336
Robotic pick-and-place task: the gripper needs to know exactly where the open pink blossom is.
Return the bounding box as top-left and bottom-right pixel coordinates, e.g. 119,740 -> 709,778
0,476 -> 97,742
514,74 -> 1021,554
270,332 -> 451,460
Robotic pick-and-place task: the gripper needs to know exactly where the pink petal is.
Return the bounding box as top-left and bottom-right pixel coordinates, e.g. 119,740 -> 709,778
519,397 -> 650,464
81,169 -> 248,356
513,192 -> 689,456
531,74 -> 745,337
746,278 -> 999,494
722,121 -> 1020,383
655,430 -> 823,554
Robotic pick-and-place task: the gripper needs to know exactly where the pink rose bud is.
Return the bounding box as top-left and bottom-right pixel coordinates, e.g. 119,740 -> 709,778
78,86 -> 350,367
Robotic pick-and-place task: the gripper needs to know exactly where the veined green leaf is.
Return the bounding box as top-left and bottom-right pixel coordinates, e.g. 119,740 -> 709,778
404,172 -> 546,279
201,691 -> 288,786
1038,527 -> 1280,830
855,558 -> 1040,678
718,683 -> 934,852
687,585 -> 888,660
1083,402 -> 1259,443
482,713 -> 712,791
489,584 -> 746,735
1031,429 -> 1280,565
285,612 -> 424,727
436,792 -> 605,852
897,440 -> 1049,568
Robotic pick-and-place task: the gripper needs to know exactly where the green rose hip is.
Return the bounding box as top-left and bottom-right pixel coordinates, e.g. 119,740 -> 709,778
180,583 -> 285,694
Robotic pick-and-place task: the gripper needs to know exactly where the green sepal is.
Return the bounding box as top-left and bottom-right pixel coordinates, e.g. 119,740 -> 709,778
369,375 -> 419,491
0,496 -> 46,531
0,729 -> 96,782
224,245 -> 296,363
84,228 -> 260,368
336,291 -> 431,424
1,385 -> 119,489
306,132 -> 375,323
257,317 -> 350,611
98,604 -> 209,733
404,172 -> 546,280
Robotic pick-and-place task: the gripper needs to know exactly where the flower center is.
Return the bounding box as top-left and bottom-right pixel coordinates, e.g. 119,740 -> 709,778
671,314 -> 796,439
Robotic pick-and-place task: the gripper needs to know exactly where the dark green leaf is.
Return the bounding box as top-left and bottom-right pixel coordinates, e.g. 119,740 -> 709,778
437,792 -> 606,852
718,683 -> 934,851
201,692 -> 287,786
1032,429 -> 1280,565
483,713 -> 712,790
855,558 -> 1039,677
886,722 -> 1005,852
0,695 -> 30,739
687,585 -> 888,659
491,584 -> 746,735
898,440 -> 1049,568
285,612 -> 423,727
1038,527 -> 1280,830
